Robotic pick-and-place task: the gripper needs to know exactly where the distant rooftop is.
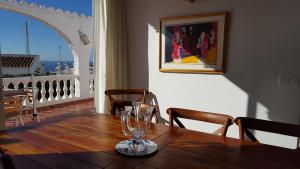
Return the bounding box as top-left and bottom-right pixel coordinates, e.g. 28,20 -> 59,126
0,54 -> 38,68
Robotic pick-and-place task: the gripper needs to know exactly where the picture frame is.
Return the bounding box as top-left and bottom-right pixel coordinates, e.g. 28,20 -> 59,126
159,12 -> 228,74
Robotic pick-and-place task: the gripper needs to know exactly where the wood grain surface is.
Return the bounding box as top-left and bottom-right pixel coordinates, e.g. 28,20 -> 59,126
0,113 -> 299,169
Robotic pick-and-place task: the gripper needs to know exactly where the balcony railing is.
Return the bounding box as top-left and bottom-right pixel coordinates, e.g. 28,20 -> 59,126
3,74 -> 94,107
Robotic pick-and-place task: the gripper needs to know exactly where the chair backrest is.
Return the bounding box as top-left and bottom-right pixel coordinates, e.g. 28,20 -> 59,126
23,89 -> 33,103
105,89 -> 149,115
235,117 -> 300,142
3,96 -> 24,118
167,108 -> 234,136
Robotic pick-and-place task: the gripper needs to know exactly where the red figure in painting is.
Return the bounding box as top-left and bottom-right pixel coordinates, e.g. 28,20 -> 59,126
171,27 -> 182,62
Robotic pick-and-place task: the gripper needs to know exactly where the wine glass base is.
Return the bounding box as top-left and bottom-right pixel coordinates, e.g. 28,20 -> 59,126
115,140 -> 158,157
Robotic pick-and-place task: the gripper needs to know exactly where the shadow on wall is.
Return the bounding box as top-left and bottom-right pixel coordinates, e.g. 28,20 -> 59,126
127,8 -> 150,89
126,0 -> 300,140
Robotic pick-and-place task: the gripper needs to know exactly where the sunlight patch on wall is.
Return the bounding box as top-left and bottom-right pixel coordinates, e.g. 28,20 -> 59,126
255,102 -> 270,120
255,102 -> 297,149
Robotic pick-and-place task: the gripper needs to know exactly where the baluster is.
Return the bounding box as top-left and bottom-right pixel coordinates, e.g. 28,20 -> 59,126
63,80 -> 67,99
23,83 -> 27,90
40,81 -> 46,103
69,79 -> 74,99
74,76 -> 80,97
53,80 -> 58,100
56,80 -> 61,100
89,78 -> 92,95
48,81 -> 53,101
12,82 -> 17,89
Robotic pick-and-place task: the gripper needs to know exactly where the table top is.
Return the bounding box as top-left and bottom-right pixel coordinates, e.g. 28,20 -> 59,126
0,113 -> 299,169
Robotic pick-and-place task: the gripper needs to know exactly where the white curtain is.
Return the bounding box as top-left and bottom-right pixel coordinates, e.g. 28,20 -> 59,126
93,0 -> 128,113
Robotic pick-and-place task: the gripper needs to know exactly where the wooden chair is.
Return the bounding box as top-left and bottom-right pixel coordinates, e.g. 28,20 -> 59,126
22,89 -> 34,116
167,108 -> 234,136
105,89 -> 148,115
3,96 -> 25,127
235,117 -> 300,142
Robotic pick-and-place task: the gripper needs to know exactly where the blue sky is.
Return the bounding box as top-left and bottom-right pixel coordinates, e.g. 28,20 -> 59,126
0,0 -> 92,62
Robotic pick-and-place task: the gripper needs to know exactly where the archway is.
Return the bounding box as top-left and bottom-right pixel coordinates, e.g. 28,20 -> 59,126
0,0 -> 93,98
0,9 -> 80,77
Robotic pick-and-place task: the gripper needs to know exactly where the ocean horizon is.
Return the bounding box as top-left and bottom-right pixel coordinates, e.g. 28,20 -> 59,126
41,61 -> 73,72
41,61 -> 93,72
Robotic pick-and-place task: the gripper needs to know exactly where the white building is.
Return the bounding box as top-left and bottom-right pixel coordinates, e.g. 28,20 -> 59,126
1,54 -> 45,77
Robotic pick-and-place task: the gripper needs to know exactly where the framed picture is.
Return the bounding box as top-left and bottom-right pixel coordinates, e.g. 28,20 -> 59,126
159,12 -> 228,74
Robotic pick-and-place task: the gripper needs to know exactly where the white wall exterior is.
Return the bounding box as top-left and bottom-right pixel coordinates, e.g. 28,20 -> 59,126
126,0 -> 300,148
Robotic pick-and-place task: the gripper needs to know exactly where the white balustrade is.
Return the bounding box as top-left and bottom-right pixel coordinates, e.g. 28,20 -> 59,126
2,74 -> 85,107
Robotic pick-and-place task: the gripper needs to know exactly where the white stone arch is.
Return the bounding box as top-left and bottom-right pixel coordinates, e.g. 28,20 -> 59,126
0,0 -> 93,98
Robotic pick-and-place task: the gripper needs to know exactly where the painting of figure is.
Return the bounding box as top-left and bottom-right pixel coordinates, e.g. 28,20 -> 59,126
165,22 -> 218,65
160,12 -> 227,74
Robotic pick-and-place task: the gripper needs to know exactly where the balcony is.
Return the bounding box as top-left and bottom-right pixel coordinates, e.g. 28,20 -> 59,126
3,74 -> 95,128
3,74 -> 94,108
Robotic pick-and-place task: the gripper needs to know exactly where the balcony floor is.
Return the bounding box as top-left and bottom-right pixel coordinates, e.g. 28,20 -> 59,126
5,99 -> 95,129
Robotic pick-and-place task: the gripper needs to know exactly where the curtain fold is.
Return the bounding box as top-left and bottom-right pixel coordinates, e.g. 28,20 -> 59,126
93,0 -> 107,113
105,0 -> 128,112
94,0 -> 128,113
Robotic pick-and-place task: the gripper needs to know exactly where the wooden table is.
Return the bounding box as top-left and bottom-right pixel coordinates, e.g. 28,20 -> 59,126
0,113 -> 299,169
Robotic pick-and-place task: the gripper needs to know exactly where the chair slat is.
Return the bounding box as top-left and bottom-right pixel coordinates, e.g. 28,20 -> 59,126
235,117 -> 300,142
105,89 -> 149,115
167,108 -> 234,137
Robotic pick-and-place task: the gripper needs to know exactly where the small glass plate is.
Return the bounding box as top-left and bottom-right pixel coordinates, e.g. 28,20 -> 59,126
115,140 -> 158,157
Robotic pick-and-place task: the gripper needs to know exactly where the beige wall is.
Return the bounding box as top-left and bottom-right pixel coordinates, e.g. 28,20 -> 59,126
126,0 -> 300,148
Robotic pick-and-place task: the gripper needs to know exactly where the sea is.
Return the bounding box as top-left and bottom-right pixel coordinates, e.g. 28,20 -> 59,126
41,61 -> 93,72
41,61 -> 73,72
